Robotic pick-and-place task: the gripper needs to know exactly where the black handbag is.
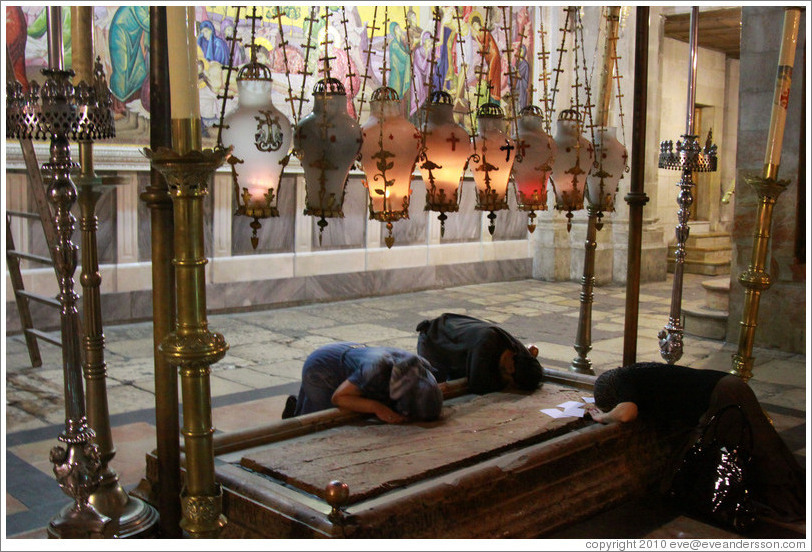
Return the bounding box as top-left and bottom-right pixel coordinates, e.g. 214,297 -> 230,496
668,404 -> 757,532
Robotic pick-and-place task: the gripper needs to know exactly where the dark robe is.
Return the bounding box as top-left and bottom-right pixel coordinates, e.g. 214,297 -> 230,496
595,362 -> 806,522
416,313 -> 543,395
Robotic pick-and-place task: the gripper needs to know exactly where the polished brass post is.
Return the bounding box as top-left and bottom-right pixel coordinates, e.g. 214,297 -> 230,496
657,7 -> 717,363
570,7 -> 620,374
731,8 -> 801,382
144,145 -> 229,538
571,206 -> 599,374
622,6 -> 651,367
70,7 -> 159,537
27,7 -> 112,539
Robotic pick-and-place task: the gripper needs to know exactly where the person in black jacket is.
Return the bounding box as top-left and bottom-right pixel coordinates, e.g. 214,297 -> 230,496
587,362 -> 805,523
415,313 -> 543,394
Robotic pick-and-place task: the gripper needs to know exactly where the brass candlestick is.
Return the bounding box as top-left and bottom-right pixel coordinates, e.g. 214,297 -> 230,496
570,7 -> 621,374
70,7 -> 158,537
143,146 -> 230,538
4,7 -> 112,538
570,206 -> 599,374
657,7 -> 717,363
731,8 -> 801,382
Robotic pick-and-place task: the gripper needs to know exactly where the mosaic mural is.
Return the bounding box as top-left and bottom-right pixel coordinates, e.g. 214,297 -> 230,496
6,5 -> 536,145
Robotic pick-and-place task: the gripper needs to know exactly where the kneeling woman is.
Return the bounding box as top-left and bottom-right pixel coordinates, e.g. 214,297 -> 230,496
588,362 -> 805,522
283,342 -> 444,424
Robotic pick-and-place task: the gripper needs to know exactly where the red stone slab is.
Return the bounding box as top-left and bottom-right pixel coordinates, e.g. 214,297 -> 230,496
240,383 -> 591,504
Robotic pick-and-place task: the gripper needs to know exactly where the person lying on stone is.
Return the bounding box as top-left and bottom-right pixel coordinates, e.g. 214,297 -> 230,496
282,342 -> 444,424
586,361 -> 805,523
415,313 -> 543,395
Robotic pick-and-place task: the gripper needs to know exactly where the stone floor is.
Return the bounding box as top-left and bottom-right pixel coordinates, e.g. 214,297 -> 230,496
3,273 -> 807,540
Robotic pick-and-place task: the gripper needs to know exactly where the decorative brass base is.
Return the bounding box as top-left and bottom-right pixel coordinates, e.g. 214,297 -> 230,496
730,174 -> 790,382
179,484 -> 227,538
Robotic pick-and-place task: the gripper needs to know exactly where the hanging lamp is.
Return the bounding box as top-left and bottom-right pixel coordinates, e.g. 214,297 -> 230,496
359,86 -> 421,248
294,7 -> 362,245
548,7 -> 597,232
513,105 -> 556,232
549,108 -> 594,230
419,91 -> 472,236
219,8 -> 293,249
471,102 -> 515,235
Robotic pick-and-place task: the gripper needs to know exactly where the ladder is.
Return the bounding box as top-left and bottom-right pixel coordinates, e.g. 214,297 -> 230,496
6,51 -> 63,367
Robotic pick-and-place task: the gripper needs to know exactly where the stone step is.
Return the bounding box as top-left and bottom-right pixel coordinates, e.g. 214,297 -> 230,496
667,257 -> 731,276
685,231 -> 731,249
701,276 -> 731,311
682,245 -> 732,264
683,301 -> 728,340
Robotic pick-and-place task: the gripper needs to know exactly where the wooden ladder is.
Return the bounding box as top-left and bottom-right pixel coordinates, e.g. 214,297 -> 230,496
6,51 -> 63,367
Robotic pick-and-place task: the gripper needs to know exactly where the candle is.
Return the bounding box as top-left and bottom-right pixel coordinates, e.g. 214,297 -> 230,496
763,7 -> 801,179
70,7 -> 94,85
166,6 -> 201,121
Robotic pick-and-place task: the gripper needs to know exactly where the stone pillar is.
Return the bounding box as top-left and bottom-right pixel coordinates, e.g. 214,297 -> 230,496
728,6 -> 805,353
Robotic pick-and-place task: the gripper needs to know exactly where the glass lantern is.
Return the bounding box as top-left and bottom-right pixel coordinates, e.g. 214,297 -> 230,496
359,86 -> 422,248
471,102 -> 515,235
294,77 -> 362,244
512,105 -> 557,233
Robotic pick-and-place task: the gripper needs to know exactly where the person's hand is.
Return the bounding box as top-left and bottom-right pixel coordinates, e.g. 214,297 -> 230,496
375,405 -> 407,424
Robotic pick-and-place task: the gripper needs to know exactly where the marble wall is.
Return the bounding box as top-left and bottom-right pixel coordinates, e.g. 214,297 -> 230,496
5,145 -> 534,332
727,7 -> 806,354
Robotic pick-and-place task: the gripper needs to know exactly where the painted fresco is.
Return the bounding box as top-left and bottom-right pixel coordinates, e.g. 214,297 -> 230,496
7,5 -> 536,145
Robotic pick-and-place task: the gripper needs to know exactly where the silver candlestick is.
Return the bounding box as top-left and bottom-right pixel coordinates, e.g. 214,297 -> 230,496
657,7 -> 717,364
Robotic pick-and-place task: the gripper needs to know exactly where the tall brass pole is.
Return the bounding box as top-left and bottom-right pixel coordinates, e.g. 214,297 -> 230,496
141,6 -> 182,537
70,6 -> 159,538
731,7 -> 801,382
622,6 -> 650,366
571,7 -> 621,374
144,7 -> 229,537
657,6 -> 716,363
38,7 -> 110,538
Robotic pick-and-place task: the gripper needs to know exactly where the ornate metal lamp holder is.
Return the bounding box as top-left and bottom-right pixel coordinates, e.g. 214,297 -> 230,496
5,7 -> 114,538
657,7 -> 718,364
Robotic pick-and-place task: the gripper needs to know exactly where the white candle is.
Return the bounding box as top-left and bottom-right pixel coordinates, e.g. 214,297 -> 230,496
763,8 -> 801,178
166,6 -> 200,121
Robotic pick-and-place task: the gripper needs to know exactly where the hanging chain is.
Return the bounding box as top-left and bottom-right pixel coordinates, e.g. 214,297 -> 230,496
215,7 -> 242,148
273,8 -> 300,126
537,8 -> 552,132
453,6 -> 476,141
473,7 -> 494,111
575,9 -> 596,147
500,6 -> 519,139
381,7 -> 390,89
339,7 -> 358,110
318,7 -> 335,81
550,7 -> 572,128
610,9 -> 629,170
420,7 -> 443,155
297,7 -> 318,122
403,6 -> 417,113
356,7 -> 379,122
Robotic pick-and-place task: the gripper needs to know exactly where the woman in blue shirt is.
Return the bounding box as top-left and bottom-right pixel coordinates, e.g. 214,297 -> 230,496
283,343 -> 443,424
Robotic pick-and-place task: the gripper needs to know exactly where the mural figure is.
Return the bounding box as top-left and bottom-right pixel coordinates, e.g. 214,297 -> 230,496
108,6 -> 150,117
388,21 -> 411,103
410,30 -> 432,115
515,44 -> 531,109
6,6 -> 28,90
470,13 -> 501,105
433,7 -> 457,93
197,19 -> 230,65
